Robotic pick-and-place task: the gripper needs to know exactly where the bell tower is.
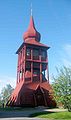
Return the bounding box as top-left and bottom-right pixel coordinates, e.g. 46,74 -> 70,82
7,15 -> 56,107
16,16 -> 49,85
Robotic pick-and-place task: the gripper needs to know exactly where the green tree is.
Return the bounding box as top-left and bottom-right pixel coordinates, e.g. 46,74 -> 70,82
52,66 -> 71,112
0,94 -> 2,107
0,84 -> 14,107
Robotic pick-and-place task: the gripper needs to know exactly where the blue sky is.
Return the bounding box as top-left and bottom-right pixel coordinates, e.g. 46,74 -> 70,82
0,0 -> 71,92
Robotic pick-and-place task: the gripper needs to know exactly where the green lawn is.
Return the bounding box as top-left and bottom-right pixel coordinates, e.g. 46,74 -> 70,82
30,111 -> 71,120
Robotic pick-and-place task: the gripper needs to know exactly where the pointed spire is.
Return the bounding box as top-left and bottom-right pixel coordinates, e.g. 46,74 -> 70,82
23,0 -> 41,42
23,16 -> 41,42
28,16 -> 35,29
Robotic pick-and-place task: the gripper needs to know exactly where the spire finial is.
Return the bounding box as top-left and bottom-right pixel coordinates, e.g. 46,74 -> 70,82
31,2 -> 33,16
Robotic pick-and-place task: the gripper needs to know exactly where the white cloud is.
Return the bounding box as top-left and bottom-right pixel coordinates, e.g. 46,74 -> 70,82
64,44 -> 71,58
56,43 -> 71,67
0,80 -> 2,83
62,58 -> 71,67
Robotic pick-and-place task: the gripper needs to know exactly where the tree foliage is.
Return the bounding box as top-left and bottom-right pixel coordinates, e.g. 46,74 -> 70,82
52,66 -> 71,112
0,84 -> 14,107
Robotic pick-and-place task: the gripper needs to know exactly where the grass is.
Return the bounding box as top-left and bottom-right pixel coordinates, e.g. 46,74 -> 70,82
30,111 -> 71,120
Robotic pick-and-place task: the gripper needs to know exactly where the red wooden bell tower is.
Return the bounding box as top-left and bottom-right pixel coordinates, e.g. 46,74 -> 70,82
7,16 -> 56,107
17,16 -> 49,85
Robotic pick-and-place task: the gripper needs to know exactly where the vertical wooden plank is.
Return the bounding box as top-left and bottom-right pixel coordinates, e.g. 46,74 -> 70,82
31,48 -> 33,82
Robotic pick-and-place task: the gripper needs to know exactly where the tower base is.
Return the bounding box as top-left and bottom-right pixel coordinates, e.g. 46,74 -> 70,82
6,81 -> 56,108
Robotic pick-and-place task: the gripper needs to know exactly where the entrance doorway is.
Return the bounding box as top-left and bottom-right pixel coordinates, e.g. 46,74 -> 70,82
35,87 -> 45,106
